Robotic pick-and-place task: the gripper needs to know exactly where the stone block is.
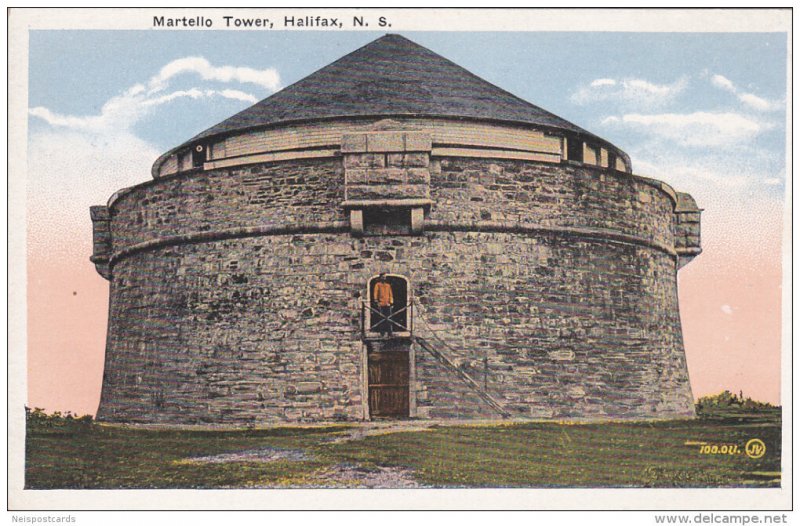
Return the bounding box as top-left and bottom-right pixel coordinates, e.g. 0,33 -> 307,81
405,168 -> 431,184
411,207 -> 425,234
683,212 -> 701,223
343,154 -> 365,170
349,209 -> 364,236
386,153 -> 405,167
341,134 -> 367,153
367,132 -> 405,152
567,386 -> 586,398
345,169 -> 368,185
342,153 -> 385,169
317,353 -> 337,365
548,349 -> 575,361
90,205 -> 110,221
295,381 -> 323,394
369,168 -> 405,184
404,153 -> 430,167
403,132 -> 432,152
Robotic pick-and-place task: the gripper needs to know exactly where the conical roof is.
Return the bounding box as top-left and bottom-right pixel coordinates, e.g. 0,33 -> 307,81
160,34 -> 619,172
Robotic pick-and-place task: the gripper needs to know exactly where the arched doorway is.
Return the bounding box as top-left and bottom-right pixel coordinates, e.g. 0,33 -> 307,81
366,274 -> 410,334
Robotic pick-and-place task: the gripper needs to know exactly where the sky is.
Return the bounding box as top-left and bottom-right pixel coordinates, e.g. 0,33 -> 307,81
25,30 -> 788,414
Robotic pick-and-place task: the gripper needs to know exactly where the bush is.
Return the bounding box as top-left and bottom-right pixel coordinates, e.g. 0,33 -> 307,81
696,390 -> 776,412
25,406 -> 93,431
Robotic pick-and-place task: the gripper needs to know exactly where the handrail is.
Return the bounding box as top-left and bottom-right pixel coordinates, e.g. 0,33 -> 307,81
413,336 -> 511,419
411,301 -> 512,419
359,296 -> 511,418
361,300 -> 414,337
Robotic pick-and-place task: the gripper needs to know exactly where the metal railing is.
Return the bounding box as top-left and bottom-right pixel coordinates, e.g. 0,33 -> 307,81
361,299 -> 414,339
360,297 -> 511,418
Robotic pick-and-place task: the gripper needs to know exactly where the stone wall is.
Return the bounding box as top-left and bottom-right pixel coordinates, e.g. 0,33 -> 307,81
98,230 -> 694,424
107,157 -> 677,256
96,154 -> 696,424
429,158 -> 676,249
99,234 -> 365,424
109,159 -> 345,250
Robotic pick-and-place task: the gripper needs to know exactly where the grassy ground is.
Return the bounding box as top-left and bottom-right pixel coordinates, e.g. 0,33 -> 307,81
25,406 -> 781,489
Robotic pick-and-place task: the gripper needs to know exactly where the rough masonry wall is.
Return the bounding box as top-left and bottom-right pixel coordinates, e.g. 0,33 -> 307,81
405,232 -> 693,419
429,158 -> 676,249
108,155 -> 675,256
97,155 -> 694,424
109,159 -> 345,251
98,234 -> 365,424
98,231 -> 693,424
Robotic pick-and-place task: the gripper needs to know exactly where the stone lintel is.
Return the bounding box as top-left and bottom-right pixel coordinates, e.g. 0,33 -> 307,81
341,199 -> 433,209
345,183 -> 430,201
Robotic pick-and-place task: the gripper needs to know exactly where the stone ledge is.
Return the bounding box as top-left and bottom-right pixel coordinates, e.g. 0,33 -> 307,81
341,198 -> 434,209
107,217 -> 677,268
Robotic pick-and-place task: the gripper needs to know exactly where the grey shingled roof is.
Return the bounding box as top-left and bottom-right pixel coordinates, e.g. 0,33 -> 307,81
157,34 -> 620,173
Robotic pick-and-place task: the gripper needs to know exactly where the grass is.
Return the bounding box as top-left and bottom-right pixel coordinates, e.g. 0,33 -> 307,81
25,406 -> 781,489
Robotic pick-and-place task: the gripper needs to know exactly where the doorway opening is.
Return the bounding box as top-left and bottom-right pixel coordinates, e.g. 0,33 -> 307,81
367,348 -> 410,418
366,274 -> 410,335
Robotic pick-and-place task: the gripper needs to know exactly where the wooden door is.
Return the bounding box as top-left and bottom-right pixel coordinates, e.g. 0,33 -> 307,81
368,351 -> 409,418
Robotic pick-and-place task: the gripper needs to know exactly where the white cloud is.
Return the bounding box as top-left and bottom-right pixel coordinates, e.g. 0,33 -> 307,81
721,305 -> 734,315
148,56 -> 280,92
590,78 -> 617,88
27,56 -> 280,258
571,76 -> 688,109
710,74 -> 736,93
737,93 -> 778,112
633,155 -> 750,190
29,57 -> 279,134
601,111 -> 771,148
709,73 -> 782,112
218,89 -> 259,103
27,129 -> 161,257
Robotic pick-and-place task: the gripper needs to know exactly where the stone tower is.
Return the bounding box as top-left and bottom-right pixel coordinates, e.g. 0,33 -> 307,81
90,34 -> 701,424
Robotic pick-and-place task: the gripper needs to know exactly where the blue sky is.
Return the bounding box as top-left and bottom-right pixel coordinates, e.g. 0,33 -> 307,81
29,31 -> 786,142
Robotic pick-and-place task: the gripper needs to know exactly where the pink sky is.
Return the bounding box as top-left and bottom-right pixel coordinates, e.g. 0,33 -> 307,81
26,193 -> 785,416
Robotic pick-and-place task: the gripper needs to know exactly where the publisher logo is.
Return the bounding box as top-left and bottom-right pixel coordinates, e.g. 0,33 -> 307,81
745,438 -> 766,459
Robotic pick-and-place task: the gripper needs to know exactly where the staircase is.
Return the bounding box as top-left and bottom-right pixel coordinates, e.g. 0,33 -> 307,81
413,336 -> 511,419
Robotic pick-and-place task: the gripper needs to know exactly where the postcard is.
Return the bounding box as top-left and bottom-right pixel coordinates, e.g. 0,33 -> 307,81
7,7 -> 792,514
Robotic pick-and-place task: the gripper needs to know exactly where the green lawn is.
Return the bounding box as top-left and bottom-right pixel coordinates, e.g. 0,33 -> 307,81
25,407 -> 781,489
